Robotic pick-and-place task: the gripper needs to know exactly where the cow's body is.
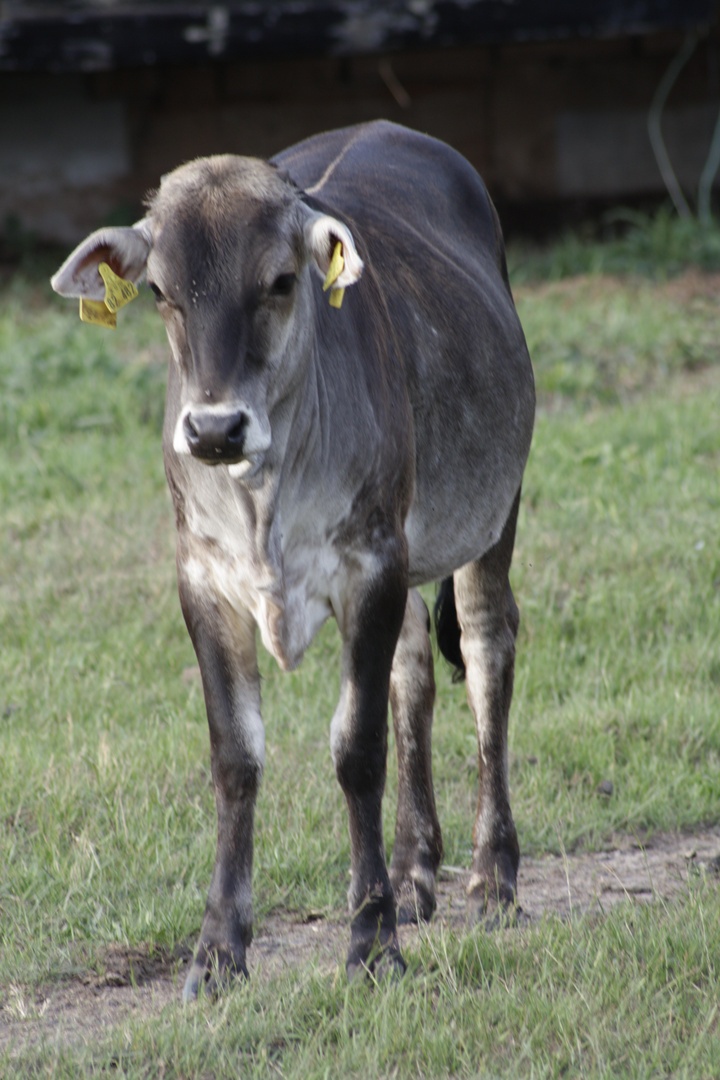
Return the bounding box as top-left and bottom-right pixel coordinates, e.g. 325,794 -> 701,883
273,125 -> 531,589
52,121 -> 534,997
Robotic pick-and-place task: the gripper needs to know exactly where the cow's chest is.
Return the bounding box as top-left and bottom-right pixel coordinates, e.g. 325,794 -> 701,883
181,477 -> 347,671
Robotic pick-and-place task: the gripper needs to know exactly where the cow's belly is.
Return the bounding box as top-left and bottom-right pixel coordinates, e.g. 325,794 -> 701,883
404,454 -> 524,586
404,500 -> 506,586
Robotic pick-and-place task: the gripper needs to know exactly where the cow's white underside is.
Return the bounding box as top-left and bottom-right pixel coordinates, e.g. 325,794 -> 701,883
181,466 -> 383,671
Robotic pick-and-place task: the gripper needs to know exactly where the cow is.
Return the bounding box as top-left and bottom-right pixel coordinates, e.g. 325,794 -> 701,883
51,120 -> 535,999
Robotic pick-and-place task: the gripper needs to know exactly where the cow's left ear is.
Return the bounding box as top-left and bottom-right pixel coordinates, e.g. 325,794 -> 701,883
304,214 -> 364,289
51,221 -> 152,300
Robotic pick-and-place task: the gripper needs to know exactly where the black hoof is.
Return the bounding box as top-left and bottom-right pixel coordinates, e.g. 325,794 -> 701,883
346,945 -> 407,983
395,880 -> 436,925
346,925 -> 406,983
371,949 -> 407,983
469,893 -> 526,931
182,948 -> 248,1002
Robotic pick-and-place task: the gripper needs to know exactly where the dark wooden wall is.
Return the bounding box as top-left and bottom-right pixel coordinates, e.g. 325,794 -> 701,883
2,19 -> 719,242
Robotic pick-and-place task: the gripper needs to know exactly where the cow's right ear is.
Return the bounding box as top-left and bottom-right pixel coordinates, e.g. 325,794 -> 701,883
303,214 -> 364,289
51,222 -> 152,301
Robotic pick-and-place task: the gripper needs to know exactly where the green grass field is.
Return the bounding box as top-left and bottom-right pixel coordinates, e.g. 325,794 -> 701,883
1,215 -> 720,1076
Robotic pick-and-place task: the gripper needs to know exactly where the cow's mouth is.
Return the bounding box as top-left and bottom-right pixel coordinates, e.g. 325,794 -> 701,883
228,455 -> 264,480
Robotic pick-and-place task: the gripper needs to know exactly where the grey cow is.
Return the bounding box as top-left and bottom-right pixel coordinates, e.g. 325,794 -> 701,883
52,121 -> 535,997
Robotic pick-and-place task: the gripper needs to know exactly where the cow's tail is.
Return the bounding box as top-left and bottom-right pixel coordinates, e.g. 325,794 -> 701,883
434,576 -> 466,683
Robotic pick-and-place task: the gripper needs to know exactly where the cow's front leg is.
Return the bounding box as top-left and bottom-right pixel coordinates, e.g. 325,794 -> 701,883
177,549 -> 263,1001
454,490 -> 522,921
331,557 -> 408,980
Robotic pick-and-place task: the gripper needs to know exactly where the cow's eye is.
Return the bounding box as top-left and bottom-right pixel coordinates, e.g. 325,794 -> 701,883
270,273 -> 296,298
148,282 -> 166,303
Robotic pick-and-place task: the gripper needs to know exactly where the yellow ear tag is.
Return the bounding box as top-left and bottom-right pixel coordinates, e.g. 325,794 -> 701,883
80,299 -> 117,328
98,262 -> 138,313
78,263 -> 137,329
322,240 -> 345,309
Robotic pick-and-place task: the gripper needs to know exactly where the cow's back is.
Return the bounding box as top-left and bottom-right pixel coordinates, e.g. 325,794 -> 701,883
273,121 -> 534,584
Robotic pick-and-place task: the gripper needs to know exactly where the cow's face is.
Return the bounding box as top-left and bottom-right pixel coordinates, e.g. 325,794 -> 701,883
51,155 -> 363,479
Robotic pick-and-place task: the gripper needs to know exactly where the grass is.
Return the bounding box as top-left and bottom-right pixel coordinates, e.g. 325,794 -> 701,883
7,882 -> 719,1079
1,210 -> 720,1075
507,205 -> 720,283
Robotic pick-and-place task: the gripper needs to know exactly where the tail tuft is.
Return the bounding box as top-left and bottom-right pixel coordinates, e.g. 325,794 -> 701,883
434,577 -> 466,683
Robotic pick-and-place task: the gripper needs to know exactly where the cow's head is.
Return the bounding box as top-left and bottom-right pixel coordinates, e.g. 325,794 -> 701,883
51,155 -> 364,478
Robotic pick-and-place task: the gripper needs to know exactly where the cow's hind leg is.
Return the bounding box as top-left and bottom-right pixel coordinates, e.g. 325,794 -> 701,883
177,544 -> 264,1000
331,556 -> 408,980
388,588 -> 443,924
454,490 -> 521,919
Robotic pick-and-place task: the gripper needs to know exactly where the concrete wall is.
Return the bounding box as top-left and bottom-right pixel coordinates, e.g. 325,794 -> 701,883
1,30 -> 719,244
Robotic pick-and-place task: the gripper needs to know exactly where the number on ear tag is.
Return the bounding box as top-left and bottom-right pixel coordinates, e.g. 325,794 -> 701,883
98,262 -> 139,313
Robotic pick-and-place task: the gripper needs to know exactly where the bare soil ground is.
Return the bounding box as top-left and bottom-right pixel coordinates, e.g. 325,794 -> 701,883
2,828 -> 719,1055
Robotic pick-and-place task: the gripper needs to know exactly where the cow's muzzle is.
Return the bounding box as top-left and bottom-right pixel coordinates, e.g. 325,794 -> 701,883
183,407 -> 248,464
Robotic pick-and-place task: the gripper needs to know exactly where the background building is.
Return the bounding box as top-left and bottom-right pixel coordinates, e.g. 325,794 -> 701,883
1,0 -> 718,244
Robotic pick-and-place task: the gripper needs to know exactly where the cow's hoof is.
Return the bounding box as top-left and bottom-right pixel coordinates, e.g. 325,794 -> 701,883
346,949 -> 406,983
346,932 -> 406,983
182,949 -> 248,1002
395,879 -> 436,926
467,883 -> 525,931
467,862 -> 517,920
474,902 -> 526,931
371,948 -> 407,983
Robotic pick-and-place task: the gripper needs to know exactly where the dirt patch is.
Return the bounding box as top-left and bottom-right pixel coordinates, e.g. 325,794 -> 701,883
514,268 -> 720,305
2,828 -> 719,1054
655,268 -> 720,304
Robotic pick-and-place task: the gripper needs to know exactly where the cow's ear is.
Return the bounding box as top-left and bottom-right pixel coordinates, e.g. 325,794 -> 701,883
51,222 -> 152,301
304,214 -> 364,289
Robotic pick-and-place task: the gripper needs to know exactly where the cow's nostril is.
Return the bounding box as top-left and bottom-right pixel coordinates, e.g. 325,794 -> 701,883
227,416 -> 246,445
184,413 -> 200,445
